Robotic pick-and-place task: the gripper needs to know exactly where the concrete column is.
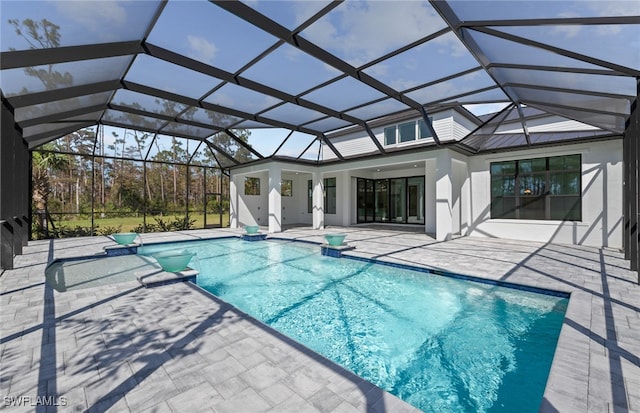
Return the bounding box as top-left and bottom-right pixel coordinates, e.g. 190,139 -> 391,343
425,159 -> 436,235
459,160 -> 471,236
340,172 -> 351,226
268,165 -> 282,233
229,175 -> 238,228
436,151 -> 453,241
312,171 -> 324,230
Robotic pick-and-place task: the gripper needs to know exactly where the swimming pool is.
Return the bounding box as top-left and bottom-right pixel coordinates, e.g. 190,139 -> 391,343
139,238 -> 568,412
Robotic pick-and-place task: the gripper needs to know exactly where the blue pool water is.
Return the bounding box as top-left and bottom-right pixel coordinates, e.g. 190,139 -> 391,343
139,238 -> 567,412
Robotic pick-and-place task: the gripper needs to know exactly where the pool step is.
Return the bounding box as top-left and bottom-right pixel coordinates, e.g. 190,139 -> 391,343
135,267 -> 198,288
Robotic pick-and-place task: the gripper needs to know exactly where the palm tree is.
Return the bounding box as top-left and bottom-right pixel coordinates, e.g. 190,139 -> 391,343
32,147 -> 68,237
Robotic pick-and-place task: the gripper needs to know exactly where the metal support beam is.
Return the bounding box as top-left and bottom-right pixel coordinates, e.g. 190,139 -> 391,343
1,101 -> 15,268
204,140 -> 240,166
1,99 -> 29,268
187,141 -> 204,165
487,62 -> 628,77
6,80 -> 121,109
469,26 -> 640,77
623,78 -> 639,280
0,221 -> 13,270
419,106 -> 441,145
213,0 -> 438,130
124,80 -> 321,136
458,103 -> 516,151
272,130 -> 295,157
318,134 -> 344,161
430,1 -> 520,112
297,137 -> 318,161
364,123 -> 386,154
459,16 -> 640,28
515,103 -> 531,145
18,104 -> 108,129
224,129 -> 264,159
0,40 -> 142,70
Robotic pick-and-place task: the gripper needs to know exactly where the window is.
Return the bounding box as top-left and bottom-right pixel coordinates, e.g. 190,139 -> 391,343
324,177 -> 336,214
398,122 -> 416,143
418,119 -> 433,139
307,180 -> 313,213
281,179 -> 292,197
490,154 -> 581,221
384,118 -> 433,146
244,177 -> 260,195
384,126 -> 396,145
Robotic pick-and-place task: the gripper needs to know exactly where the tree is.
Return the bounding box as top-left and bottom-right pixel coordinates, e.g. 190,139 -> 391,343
8,18 -> 73,92
205,106 -> 255,165
32,146 -> 69,236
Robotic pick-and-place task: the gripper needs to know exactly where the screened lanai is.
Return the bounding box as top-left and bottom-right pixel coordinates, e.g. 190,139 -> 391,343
0,0 -> 639,274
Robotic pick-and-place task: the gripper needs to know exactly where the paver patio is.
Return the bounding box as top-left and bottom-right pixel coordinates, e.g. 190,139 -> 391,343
1,227 -> 638,412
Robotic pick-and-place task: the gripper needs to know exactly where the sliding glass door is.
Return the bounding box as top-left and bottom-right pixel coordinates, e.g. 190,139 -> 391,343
390,179 -> 406,223
357,179 -> 376,223
375,180 -> 388,222
357,176 -> 424,224
407,177 -> 425,224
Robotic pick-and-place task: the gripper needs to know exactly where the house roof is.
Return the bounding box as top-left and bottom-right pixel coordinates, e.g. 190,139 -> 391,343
1,1 -> 638,168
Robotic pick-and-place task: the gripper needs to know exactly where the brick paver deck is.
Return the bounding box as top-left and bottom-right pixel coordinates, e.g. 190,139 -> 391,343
1,227 -> 638,412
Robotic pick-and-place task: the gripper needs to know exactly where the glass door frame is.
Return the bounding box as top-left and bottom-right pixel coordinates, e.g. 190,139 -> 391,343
356,175 -> 425,224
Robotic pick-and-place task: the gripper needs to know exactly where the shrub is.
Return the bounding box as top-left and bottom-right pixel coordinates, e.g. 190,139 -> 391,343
131,215 -> 194,233
96,225 -> 122,236
153,216 -> 196,231
58,225 -> 93,238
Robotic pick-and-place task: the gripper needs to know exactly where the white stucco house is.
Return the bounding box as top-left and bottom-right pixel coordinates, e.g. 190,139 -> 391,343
229,107 -> 623,249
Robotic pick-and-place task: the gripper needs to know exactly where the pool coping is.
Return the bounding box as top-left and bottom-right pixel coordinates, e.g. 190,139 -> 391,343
57,234 -> 572,299
115,235 -> 573,409
108,234 -> 573,410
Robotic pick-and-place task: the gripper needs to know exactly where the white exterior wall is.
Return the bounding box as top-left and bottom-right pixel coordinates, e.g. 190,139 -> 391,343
425,159 -> 436,234
322,110 -> 461,159
322,171 -> 351,226
231,163 -> 317,229
431,112 -> 454,142
232,170 -> 269,228
435,151 -> 453,240
268,165 -> 282,232
467,140 -> 623,248
281,172 -> 313,226
323,134 -> 376,160
228,118 -> 622,249
497,115 -> 600,134
452,157 -> 470,235
453,114 -> 477,141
